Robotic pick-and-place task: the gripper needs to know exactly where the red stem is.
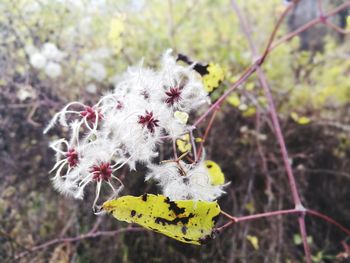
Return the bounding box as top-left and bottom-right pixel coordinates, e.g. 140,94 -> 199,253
193,64 -> 257,127
219,209 -> 350,237
298,215 -> 312,262
194,0 -> 350,127
230,0 -> 309,260
236,208 -> 298,222
270,1 -> 350,51
14,227 -> 145,260
307,209 -> 350,236
197,106 -> 219,160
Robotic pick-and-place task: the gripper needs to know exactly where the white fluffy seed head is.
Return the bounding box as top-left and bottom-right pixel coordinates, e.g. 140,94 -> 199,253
46,50 -> 221,203
146,160 -> 226,201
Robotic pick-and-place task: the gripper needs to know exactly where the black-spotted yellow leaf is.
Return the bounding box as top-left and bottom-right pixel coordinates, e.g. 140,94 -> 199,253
202,63 -> 225,93
176,54 -> 224,93
103,194 -> 221,245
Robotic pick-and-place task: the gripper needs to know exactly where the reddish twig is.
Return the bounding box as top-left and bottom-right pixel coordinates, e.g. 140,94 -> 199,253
194,0 -> 350,127
228,0 -> 350,261
218,208 -> 350,237
307,210 -> 350,236
230,0 -> 302,206
325,20 -> 350,34
196,106 -> 220,160
270,1 -> 350,50
13,227 -> 145,261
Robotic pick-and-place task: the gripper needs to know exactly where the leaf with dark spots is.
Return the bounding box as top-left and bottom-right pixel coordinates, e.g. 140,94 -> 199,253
102,194 -> 221,245
181,226 -> 187,235
142,194 -> 148,201
155,213 -> 194,226
164,197 -> 185,215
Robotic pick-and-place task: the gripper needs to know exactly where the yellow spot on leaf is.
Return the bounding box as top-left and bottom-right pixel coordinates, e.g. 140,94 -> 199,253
103,194 -> 221,245
202,63 -> 224,92
205,160 -> 225,186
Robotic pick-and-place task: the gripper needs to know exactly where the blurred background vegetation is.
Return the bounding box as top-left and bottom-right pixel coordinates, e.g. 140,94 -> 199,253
0,0 -> 350,262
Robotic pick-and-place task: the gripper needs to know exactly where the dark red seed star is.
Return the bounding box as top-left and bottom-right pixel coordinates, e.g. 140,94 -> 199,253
66,148 -> 79,167
80,106 -> 103,123
138,110 -> 159,133
90,162 -> 112,181
165,87 -> 182,105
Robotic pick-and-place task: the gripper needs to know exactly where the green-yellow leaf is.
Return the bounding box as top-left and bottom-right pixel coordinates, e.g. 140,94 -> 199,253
244,201 -> 256,214
176,134 -> 192,153
103,194 -> 221,245
290,112 -> 311,125
108,16 -> 125,54
245,82 -> 255,91
293,234 -> 313,245
227,93 -> 241,107
242,106 -> 256,117
246,235 -> 259,250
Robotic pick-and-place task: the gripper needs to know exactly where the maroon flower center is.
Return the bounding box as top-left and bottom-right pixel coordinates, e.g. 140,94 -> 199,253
165,87 -> 182,105
116,100 -> 124,110
80,106 -> 103,123
138,110 -> 159,133
66,149 -> 79,167
90,162 -> 112,181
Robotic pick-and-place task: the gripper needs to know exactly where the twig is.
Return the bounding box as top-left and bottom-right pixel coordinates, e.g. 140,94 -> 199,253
270,1 -> 350,50
230,0 -> 308,260
13,227 -> 145,261
218,208 -> 350,236
194,0 -> 350,127
196,106 -> 220,160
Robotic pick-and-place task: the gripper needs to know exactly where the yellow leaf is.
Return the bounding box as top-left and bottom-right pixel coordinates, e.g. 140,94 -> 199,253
297,116 -> 311,125
202,63 -> 225,92
238,103 -> 248,111
242,106 -> 256,117
247,235 -> 259,250
205,160 -> 225,186
227,93 -> 241,107
290,112 -> 311,125
257,96 -> 268,107
244,201 -> 255,214
245,83 -> 255,91
108,16 -> 125,54
195,137 -> 203,142
176,134 -> 192,153
174,111 -> 189,124
103,194 -> 221,245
